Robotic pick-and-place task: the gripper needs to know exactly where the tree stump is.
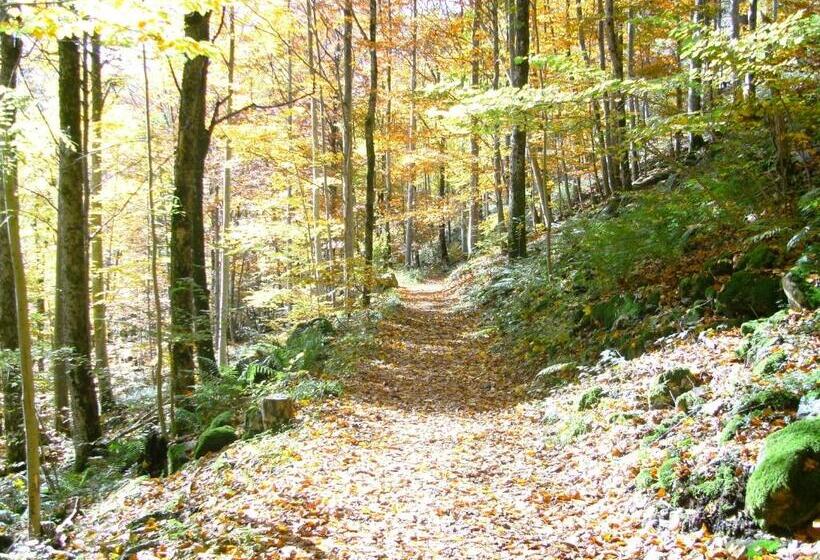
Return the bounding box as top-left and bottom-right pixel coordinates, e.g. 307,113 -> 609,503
261,394 -> 296,430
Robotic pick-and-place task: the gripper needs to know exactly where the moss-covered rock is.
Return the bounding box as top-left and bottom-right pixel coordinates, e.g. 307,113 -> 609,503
704,254 -> 734,277
244,405 -> 264,436
208,411 -> 233,429
676,390 -> 704,413
738,388 -> 800,414
678,273 -> 714,303
194,426 -> 238,459
739,245 -> 780,271
737,311 -> 787,363
783,265 -> 820,311
717,271 -> 785,320
648,368 -> 699,409
751,351 -> 788,377
167,443 -> 189,473
745,419 -> 820,532
577,387 -> 605,411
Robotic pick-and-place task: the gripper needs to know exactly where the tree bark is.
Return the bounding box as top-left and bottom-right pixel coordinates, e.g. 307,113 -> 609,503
404,0 -> 417,267
171,10 -> 212,396
363,0 -> 378,306
507,0 -> 529,259
0,21 -> 24,471
603,0 -> 632,189
342,0 -> 355,301
688,0 -> 705,151
58,35 -> 102,471
467,0 -> 482,256
89,36 -> 114,411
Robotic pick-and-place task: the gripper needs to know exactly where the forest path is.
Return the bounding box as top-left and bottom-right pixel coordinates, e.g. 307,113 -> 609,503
75,281 -> 615,559
252,280 -> 564,558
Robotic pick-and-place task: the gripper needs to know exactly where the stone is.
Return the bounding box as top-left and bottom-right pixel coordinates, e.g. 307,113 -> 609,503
261,393 -> 296,430
194,426 -> 238,459
209,411 -> 233,430
716,271 -> 785,320
782,271 -> 812,311
244,405 -> 265,436
739,245 -> 780,271
374,272 -> 399,292
797,391 -> 820,419
167,443 -> 189,474
675,390 -> 703,413
701,398 -> 724,416
750,351 -> 787,377
141,427 -> 168,478
745,419 -> 820,532
648,368 -> 699,409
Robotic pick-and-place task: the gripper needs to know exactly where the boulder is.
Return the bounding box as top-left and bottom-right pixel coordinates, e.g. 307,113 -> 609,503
209,411 -> 233,430
261,393 -> 296,430
167,443 -> 189,474
739,245 -> 780,271
797,391 -> 820,419
374,272 -> 399,292
194,426 -> 238,459
676,390 -> 704,413
782,271 -> 816,311
751,350 -> 787,376
716,271 -> 785,320
529,363 -> 579,395
648,368 -> 699,409
678,273 -> 714,303
244,405 -> 265,436
745,419 -> 820,532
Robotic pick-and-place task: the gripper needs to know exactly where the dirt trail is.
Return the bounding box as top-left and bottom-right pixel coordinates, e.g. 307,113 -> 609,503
71,281 -> 652,558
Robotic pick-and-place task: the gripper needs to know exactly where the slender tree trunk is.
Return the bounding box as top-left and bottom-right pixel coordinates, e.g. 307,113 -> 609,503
307,0 -> 323,288
58,35 -> 101,471
171,11 -> 211,396
688,0 -> 705,151
0,22 -> 24,471
508,0 -> 529,259
438,140 -> 449,265
363,0 -> 378,306
404,0 -> 417,266
216,10 -> 235,368
596,0 -> 619,191
467,0 -> 482,256
603,0 -> 632,189
491,0 -> 506,230
342,0 -> 355,302
142,45 -> 167,438
744,0 -> 757,100
89,36 -> 114,411
1,16 -> 41,532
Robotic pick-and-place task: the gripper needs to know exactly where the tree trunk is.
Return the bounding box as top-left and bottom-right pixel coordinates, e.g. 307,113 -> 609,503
404,0 -> 417,267
491,0 -> 506,230
603,0 -> 632,189
216,10 -> 235,367
467,0 -> 482,256
142,45 -> 167,438
1,15 -> 41,533
342,0 -> 355,302
688,0 -> 705,151
508,0 -> 529,259
171,10 -> 211,395
439,141 -> 449,265
0,22 -> 24,471
363,0 -> 378,306
58,35 -> 102,471
89,36 -> 114,411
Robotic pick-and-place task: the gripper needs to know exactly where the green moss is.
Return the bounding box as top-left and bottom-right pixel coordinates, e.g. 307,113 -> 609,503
635,468 -> 654,489
208,411 -> 233,429
738,388 -> 800,414
745,539 -> 781,559
739,245 -> 780,270
608,412 -> 639,424
745,419 -> 820,531
648,368 -> 697,409
717,271 -> 785,320
577,387 -> 605,411
678,273 -> 714,302
657,456 -> 681,492
194,426 -> 238,459
675,390 -> 703,413
643,414 -> 684,444
720,413 -> 750,442
690,463 -> 736,501
751,351 -> 788,376
167,443 -> 189,474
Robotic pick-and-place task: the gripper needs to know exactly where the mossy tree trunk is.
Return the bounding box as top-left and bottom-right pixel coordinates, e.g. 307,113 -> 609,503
0,22 -> 24,471
171,10 -> 214,396
58,35 -> 102,471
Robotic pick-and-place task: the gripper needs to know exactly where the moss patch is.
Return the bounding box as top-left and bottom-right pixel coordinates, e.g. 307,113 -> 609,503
577,387 -> 605,411
751,351 -> 788,377
194,426 -> 238,459
745,419 -> 820,532
208,411 -> 233,429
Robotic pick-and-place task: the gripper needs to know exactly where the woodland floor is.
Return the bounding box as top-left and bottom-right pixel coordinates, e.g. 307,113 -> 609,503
67,280 -> 819,559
